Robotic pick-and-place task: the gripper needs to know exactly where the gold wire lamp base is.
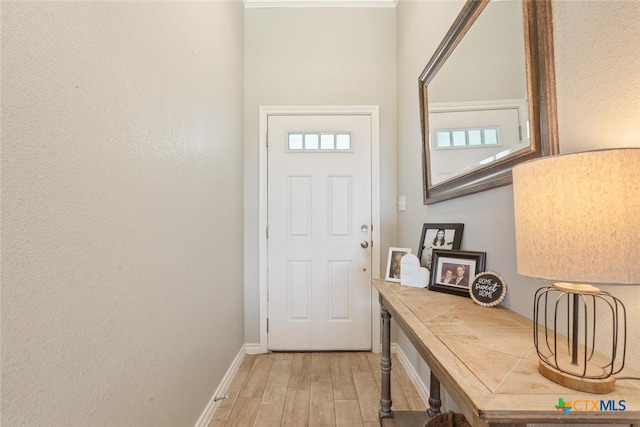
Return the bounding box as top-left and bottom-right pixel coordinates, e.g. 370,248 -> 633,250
538,359 -> 616,394
533,282 -> 626,394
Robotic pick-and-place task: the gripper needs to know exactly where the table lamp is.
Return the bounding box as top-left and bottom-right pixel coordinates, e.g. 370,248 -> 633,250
512,148 -> 639,393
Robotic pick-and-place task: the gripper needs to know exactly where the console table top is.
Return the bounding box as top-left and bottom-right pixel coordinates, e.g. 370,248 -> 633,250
372,279 -> 640,425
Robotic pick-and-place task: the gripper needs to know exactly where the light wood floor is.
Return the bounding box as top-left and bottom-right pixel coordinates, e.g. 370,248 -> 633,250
209,352 -> 426,427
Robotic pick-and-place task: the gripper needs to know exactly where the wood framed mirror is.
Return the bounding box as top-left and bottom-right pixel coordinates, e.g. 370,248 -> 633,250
419,0 -> 558,204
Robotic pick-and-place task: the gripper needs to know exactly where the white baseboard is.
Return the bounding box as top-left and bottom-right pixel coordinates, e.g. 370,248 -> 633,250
244,343 -> 262,355
391,343 -> 430,406
194,345 -> 247,427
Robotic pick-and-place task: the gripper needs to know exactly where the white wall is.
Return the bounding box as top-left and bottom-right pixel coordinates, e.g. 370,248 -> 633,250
396,0 -> 640,417
1,2 -> 245,426
243,6 -> 397,344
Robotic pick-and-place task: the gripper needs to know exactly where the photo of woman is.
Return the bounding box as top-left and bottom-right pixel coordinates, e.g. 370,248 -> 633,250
422,228 -> 454,270
417,223 -> 464,270
453,264 -> 469,287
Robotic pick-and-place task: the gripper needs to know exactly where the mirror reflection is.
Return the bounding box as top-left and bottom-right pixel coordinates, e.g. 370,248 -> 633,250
419,0 -> 558,204
428,1 -> 527,185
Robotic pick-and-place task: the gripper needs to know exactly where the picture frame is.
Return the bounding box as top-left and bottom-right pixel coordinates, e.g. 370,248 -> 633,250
428,249 -> 486,297
385,247 -> 412,283
417,223 -> 464,271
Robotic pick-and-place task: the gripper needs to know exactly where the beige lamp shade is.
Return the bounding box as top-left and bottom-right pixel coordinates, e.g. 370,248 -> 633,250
512,148 -> 640,285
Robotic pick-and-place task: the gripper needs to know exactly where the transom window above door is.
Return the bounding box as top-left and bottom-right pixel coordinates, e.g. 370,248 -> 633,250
287,132 -> 352,152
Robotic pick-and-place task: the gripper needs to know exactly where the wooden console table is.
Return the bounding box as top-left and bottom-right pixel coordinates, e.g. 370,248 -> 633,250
373,279 -> 640,427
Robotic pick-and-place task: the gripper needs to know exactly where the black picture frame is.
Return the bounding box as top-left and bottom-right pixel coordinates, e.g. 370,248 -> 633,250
428,249 -> 486,297
417,223 -> 464,271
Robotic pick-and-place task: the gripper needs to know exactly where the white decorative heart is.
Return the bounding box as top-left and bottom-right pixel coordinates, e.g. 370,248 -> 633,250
400,254 -> 429,288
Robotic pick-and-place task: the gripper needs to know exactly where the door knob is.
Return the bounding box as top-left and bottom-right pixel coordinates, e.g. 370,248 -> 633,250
361,241 -> 369,249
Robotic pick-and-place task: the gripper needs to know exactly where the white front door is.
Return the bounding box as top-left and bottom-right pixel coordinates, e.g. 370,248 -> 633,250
267,114 -> 372,351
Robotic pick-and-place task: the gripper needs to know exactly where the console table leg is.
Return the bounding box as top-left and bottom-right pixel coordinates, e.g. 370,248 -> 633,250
380,304 -> 393,420
427,371 -> 441,417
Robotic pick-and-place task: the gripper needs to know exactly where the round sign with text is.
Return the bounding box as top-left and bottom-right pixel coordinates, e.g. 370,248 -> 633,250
470,271 -> 507,307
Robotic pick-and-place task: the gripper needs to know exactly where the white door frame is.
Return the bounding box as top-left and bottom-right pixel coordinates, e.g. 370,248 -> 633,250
258,105 -> 381,354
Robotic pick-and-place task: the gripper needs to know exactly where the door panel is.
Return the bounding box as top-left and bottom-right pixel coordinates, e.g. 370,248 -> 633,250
267,114 -> 372,351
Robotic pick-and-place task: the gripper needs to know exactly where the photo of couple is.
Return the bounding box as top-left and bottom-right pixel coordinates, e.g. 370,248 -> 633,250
438,263 -> 470,288
428,249 -> 486,297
